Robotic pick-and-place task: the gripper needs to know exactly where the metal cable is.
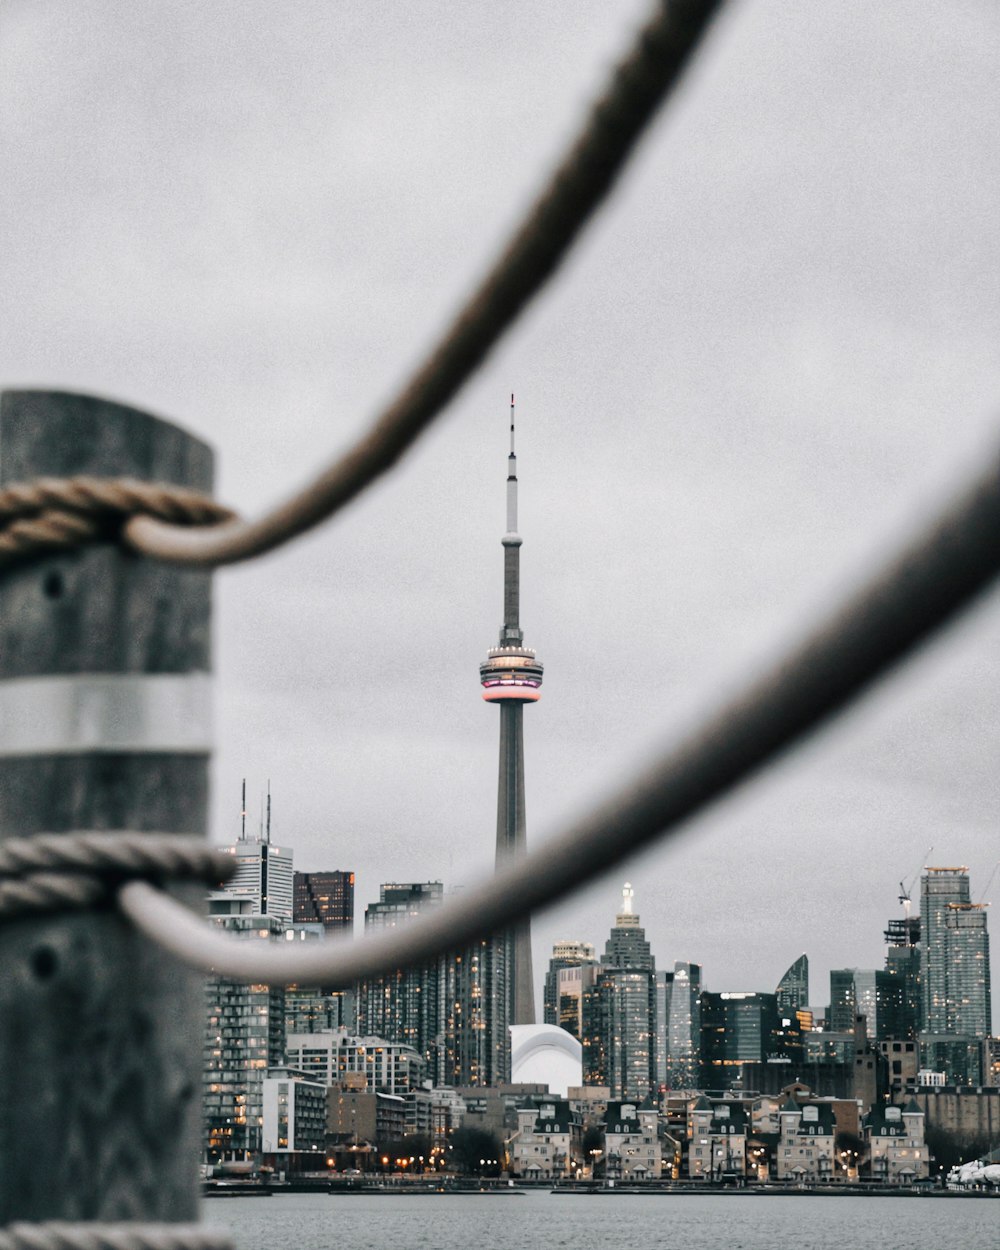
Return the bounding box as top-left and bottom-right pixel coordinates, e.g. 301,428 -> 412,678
118,438 -> 1000,984
121,0 -> 726,568
0,1226 -> 232,1250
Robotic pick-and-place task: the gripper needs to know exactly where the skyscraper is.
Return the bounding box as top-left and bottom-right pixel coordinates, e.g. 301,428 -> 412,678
776,955 -> 809,1018
884,915 -> 921,1040
544,940 -> 597,1038
355,883 -> 444,1075
479,397 -> 543,1027
293,870 -> 354,934
220,784 -> 293,921
582,885 -> 657,1101
920,866 -> 992,1037
663,961 -> 702,1090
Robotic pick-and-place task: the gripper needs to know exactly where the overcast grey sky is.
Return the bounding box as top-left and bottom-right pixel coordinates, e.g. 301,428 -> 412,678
2,0 -> 998,1019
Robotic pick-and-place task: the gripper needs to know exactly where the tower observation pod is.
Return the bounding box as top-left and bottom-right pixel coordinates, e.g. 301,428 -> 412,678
479,396 -> 542,1028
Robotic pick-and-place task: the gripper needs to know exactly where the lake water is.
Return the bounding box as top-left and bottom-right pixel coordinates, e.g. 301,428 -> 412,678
206,1191 -> 999,1250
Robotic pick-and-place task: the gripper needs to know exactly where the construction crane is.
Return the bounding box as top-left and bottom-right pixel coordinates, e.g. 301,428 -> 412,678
976,860 -> 999,906
898,846 -> 933,917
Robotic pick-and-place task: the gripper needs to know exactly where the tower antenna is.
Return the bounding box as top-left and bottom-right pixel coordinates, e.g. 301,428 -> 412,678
478,396 -> 544,1028
241,777 -> 246,840
266,780 -> 271,844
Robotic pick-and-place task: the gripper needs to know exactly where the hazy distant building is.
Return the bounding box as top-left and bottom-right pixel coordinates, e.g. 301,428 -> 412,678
293,870 -> 354,934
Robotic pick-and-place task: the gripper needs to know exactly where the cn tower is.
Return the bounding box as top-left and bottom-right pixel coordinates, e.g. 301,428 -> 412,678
479,395 -> 543,1026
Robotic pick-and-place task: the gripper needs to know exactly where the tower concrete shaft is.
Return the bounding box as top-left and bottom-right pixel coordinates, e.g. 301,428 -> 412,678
480,396 -> 542,1026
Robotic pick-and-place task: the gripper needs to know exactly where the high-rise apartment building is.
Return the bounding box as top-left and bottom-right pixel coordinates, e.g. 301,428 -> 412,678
884,915 -> 921,1040
356,883 -> 444,1074
293,870 -> 354,934
204,907 -> 286,1160
663,961 -> 702,1090
921,867 -> 991,1038
544,941 -> 598,1039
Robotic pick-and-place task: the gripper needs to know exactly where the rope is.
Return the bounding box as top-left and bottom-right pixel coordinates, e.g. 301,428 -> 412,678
0,1225 -> 232,1250
0,478 -> 235,568
118,437 -> 1000,985
0,833 -> 234,919
117,0 -> 725,568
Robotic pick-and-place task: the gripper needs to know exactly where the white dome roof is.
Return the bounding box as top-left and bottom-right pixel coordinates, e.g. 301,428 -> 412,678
509,1024 -> 582,1096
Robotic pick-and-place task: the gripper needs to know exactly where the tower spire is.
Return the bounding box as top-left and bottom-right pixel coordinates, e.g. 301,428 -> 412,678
479,397 -> 544,1030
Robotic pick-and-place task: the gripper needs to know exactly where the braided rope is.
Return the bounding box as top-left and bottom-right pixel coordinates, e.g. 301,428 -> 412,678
0,1225 -> 233,1250
0,477 -> 235,567
0,833 -> 234,919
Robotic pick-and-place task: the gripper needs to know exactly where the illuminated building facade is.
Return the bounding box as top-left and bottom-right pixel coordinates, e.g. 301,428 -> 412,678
884,915 -> 921,1040
203,910 -> 286,1161
582,885 -> 657,1101
775,954 -> 809,1018
292,870 -> 354,934
479,398 -> 543,1027
544,941 -> 597,1037
355,883 -> 444,1072
220,834 -> 294,922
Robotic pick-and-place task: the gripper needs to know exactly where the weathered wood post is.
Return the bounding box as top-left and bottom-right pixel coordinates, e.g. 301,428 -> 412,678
0,391 -> 214,1222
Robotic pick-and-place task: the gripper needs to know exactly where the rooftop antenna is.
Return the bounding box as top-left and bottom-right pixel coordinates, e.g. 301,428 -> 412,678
241,778 -> 246,840
266,780 -> 272,845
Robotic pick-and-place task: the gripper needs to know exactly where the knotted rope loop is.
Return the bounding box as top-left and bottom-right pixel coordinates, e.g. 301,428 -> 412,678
0,476 -> 236,567
0,833 -> 234,920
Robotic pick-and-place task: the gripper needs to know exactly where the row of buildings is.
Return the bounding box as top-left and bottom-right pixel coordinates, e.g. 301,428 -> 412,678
201,828 -> 995,1166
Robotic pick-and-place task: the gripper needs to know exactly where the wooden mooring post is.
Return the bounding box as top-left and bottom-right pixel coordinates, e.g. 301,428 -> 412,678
0,391 -> 214,1222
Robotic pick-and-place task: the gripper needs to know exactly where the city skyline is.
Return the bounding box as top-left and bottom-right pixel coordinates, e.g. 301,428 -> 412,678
3,3 -> 998,1018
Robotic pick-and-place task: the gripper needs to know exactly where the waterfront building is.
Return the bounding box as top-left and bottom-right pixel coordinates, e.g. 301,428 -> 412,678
327,1089 -> 406,1155
292,870 -> 354,934
901,1083 -> 1000,1152
602,1100 -> 661,1180
543,940 -> 597,1037
285,1028 -> 425,1095
440,934 -> 512,1087
686,1095 -> 748,1180
918,1034 -> 984,1087
582,885 -> 657,1101
479,398 -> 543,1028
776,1096 -> 836,1183
509,1098 -> 583,1179
261,1066 -> 328,1167
204,909 -> 286,1160
879,1039 -> 920,1098
863,1099 -> 929,1184
921,866 -> 992,1039
775,955 -> 809,1018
